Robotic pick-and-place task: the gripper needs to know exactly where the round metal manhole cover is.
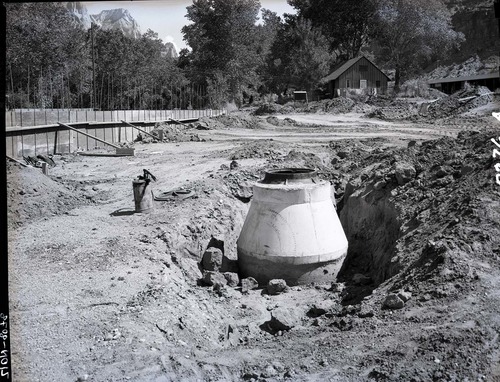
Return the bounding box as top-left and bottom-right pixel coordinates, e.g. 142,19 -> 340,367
261,168 -> 317,184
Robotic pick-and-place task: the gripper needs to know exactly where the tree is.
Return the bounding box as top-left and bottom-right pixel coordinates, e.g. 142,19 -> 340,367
6,2 -> 86,108
266,16 -> 334,94
288,0 -> 378,61
374,0 -> 464,90
182,0 -> 262,106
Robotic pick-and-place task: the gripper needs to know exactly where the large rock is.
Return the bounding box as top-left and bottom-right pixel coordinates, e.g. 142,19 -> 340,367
308,300 -> 336,317
267,279 -> 288,295
202,271 -> 227,288
394,162 -> 416,185
241,277 -> 259,293
269,307 -> 302,331
201,247 -> 223,271
383,293 -> 405,309
223,272 -> 240,287
397,290 -> 412,302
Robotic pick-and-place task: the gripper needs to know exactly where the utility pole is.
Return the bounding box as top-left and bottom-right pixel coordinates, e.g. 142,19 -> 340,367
91,22 -> 96,110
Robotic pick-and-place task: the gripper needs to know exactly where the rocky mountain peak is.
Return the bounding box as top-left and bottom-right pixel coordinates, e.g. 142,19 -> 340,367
66,1 -> 92,30
91,8 -> 142,39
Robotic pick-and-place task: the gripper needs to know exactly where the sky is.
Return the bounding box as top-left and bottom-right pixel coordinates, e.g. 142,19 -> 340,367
82,0 -> 295,52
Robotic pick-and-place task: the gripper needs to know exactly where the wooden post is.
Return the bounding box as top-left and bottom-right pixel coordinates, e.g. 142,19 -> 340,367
53,130 -> 58,155
69,130 -> 72,153
57,122 -> 120,149
121,120 -> 157,139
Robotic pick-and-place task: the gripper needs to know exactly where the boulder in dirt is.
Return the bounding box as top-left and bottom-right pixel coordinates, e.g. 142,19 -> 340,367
223,272 -> 240,287
397,290 -> 412,302
230,160 -> 239,170
201,247 -> 223,271
203,271 -> 227,288
308,300 -> 335,317
394,162 -> 416,185
241,277 -> 259,293
383,293 -> 405,309
358,306 -> 375,318
269,307 -> 302,331
267,279 -> 288,295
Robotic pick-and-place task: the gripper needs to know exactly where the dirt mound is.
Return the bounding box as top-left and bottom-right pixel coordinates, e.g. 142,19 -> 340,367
228,141 -> 284,160
265,116 -> 299,126
200,114 -> 263,129
368,99 -> 420,120
303,98 -> 355,114
425,85 -> 494,119
152,122 -> 202,142
334,129 -> 500,378
7,160 -> 96,229
340,128 -> 499,289
253,103 -> 284,115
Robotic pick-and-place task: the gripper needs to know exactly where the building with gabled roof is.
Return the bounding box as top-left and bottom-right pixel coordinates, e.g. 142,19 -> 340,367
321,56 -> 390,98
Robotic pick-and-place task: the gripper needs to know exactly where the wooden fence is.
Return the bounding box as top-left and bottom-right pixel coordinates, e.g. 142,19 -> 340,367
5,108 -> 225,158
5,108 -> 223,128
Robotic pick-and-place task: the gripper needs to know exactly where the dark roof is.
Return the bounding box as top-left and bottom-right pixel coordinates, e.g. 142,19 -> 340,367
428,72 -> 500,84
321,55 -> 390,83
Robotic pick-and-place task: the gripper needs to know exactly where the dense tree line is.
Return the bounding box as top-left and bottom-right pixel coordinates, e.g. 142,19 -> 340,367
5,0 -> 463,110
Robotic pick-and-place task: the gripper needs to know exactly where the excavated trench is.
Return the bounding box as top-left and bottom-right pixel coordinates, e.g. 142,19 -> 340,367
337,181 -> 403,304
191,172 -> 405,298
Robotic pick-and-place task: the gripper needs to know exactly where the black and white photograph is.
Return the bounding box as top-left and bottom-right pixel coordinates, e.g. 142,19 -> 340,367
3,0 -> 500,380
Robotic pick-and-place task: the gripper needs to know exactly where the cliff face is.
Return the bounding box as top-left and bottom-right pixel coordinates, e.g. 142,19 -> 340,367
162,42 -> 179,59
66,2 -> 142,39
91,8 -> 142,39
66,2 -> 92,30
65,2 -> 178,57
445,0 -> 500,60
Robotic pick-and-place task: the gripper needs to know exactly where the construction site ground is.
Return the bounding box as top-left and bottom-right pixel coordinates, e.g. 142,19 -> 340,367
7,100 -> 500,382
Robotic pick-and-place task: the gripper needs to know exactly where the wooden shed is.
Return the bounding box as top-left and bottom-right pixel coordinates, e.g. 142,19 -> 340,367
428,72 -> 500,94
321,56 -> 389,98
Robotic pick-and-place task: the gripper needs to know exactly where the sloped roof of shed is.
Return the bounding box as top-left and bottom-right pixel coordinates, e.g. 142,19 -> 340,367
321,56 -> 390,83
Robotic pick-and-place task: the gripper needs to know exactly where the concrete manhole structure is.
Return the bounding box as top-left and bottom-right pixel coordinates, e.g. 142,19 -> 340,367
237,168 -> 348,286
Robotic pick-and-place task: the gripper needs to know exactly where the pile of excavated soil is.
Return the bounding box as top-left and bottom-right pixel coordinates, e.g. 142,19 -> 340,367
265,116 -> 299,126
367,98 -> 420,120
151,122 -> 202,142
6,159 -> 99,229
426,85 -> 495,119
196,114 -> 263,130
228,141 -> 285,161
254,99 -> 357,116
332,130 -> 500,379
